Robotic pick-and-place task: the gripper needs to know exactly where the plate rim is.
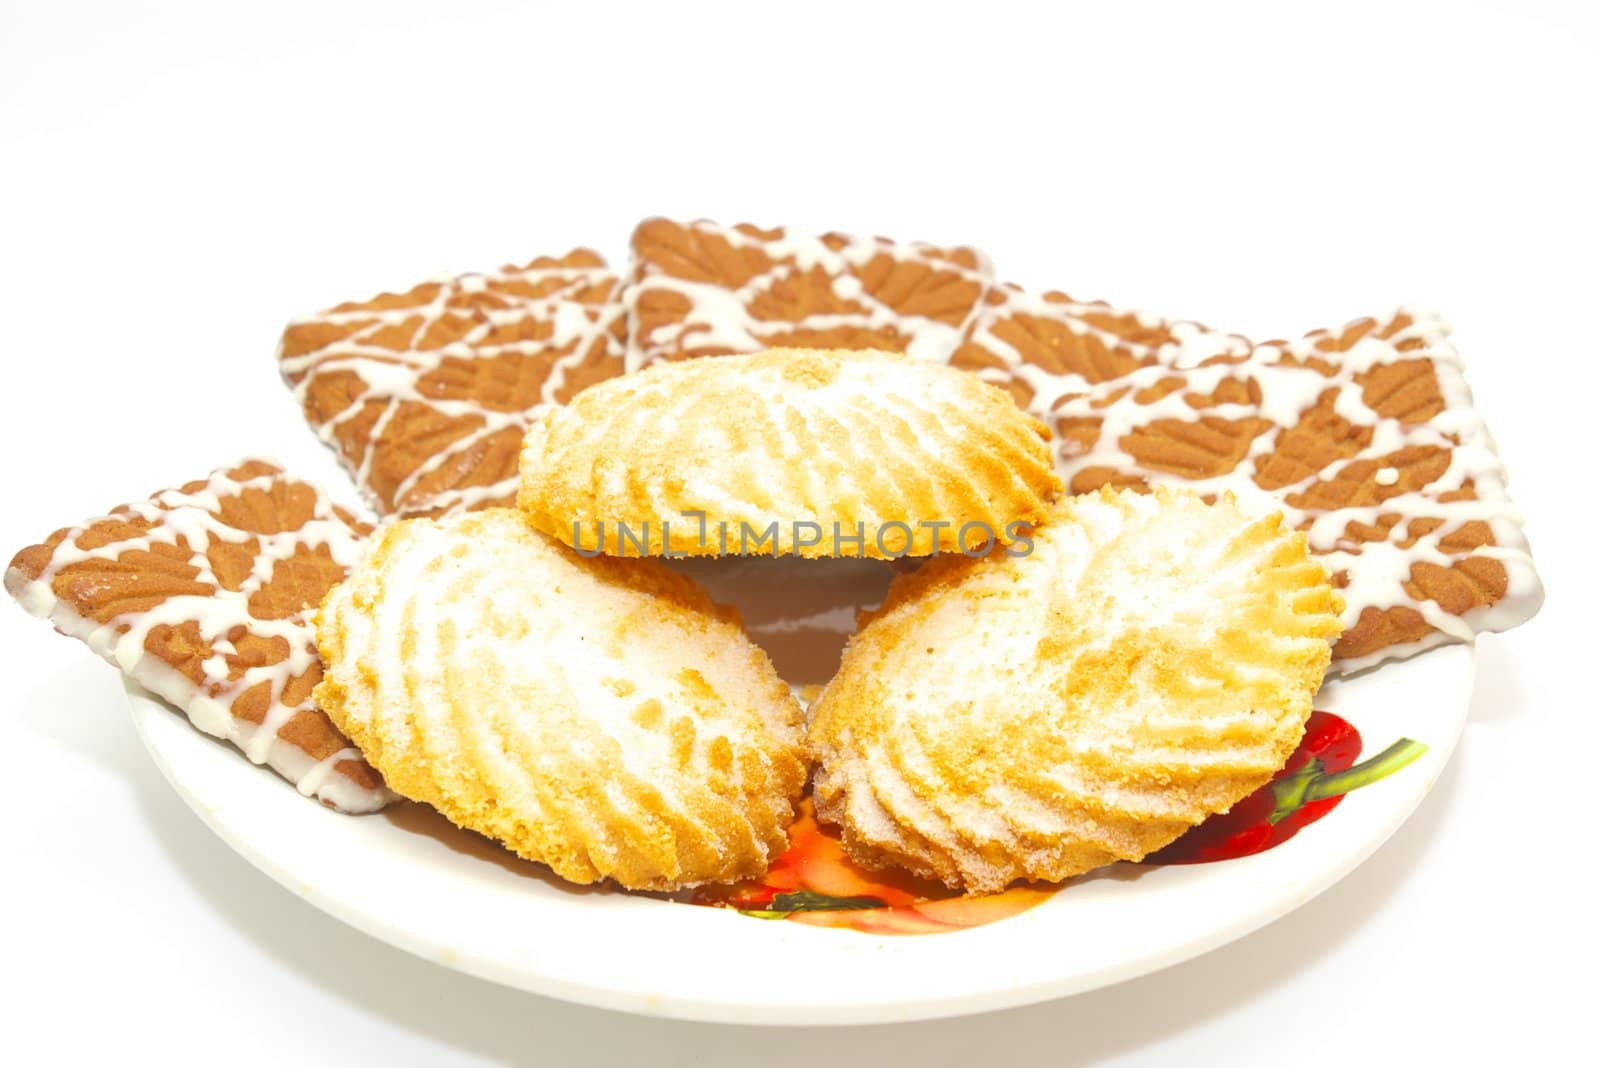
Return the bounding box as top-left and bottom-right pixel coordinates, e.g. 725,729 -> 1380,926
124,643 -> 1474,1025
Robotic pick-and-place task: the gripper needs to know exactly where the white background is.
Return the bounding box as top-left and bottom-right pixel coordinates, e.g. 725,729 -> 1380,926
1,1 -> 1593,1063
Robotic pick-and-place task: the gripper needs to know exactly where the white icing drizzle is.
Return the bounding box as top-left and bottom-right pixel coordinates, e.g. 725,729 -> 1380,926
6,461 -> 394,812
953,292 -> 1543,674
276,231 -> 1540,679
623,221 -> 995,371
277,259 -> 624,516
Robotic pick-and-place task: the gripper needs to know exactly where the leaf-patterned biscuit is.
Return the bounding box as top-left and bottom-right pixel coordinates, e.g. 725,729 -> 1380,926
278,251 -> 626,517
952,290 -> 1542,672
625,218 -> 994,370
5,459 -> 393,812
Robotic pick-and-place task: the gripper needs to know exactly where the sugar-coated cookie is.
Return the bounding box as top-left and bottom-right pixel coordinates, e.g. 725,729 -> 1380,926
314,509 -> 807,889
518,348 -> 1062,558
808,487 -> 1344,892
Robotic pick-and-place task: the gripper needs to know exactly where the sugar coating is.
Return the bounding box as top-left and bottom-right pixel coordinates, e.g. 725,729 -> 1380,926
314,509 -> 808,889
809,487 -> 1344,892
518,348 -> 1062,559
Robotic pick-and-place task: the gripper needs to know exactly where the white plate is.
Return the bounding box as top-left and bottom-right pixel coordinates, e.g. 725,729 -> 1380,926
125,634 -> 1473,1025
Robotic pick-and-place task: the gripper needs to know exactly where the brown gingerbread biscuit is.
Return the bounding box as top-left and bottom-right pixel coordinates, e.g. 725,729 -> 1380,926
624,218 -> 994,369
5,459 -> 392,812
278,250 -> 626,516
952,289 -> 1542,672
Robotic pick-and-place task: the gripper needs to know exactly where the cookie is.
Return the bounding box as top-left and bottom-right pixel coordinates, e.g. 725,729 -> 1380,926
5,460 -> 392,813
952,291 -> 1542,672
624,218 -> 993,369
314,509 -> 808,890
517,348 -> 1062,558
808,487 -> 1343,892
278,250 -> 626,517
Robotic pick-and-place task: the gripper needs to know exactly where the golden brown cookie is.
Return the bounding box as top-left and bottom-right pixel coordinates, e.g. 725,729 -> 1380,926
953,292 -> 1542,672
808,487 -> 1344,892
5,459 -> 392,813
314,509 -> 808,890
278,250 -> 626,517
517,348 -> 1062,558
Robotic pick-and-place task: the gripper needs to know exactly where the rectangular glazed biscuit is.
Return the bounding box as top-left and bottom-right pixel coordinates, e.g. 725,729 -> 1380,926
5,459 -> 393,812
625,218 -> 995,370
278,250 -> 626,517
951,287 -> 1543,673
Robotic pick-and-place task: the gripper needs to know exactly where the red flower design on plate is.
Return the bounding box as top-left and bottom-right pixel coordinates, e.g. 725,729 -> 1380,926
693,712 -> 1425,935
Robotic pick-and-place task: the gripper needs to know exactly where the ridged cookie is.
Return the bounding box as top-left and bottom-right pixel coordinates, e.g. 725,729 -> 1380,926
808,487 -> 1344,892
518,348 -> 1062,558
314,509 -> 807,890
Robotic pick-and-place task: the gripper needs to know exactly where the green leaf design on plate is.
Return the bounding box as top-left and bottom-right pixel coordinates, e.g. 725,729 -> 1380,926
740,889 -> 890,918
